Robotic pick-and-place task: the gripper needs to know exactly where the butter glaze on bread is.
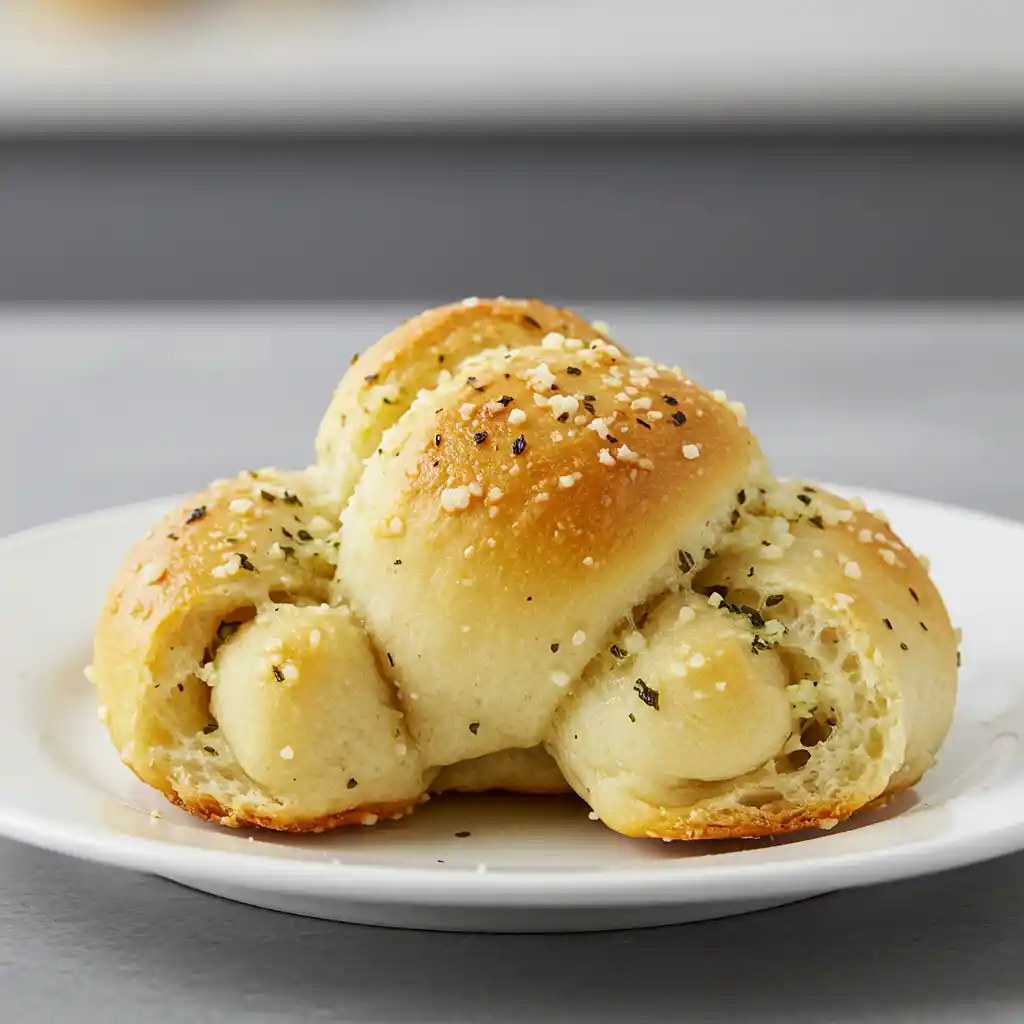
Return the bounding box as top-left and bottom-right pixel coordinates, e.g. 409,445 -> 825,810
316,298 -> 611,506
91,298 -> 958,838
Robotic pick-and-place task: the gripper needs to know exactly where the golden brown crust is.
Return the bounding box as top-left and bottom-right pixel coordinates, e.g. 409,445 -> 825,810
92,298 -> 958,841
94,466 -> 440,830
316,298 -> 614,501
93,469 -> 339,793
346,298 -> 612,396
166,789 -> 426,833
627,801 -> 865,841
644,775 -> 925,841
400,346 -> 758,576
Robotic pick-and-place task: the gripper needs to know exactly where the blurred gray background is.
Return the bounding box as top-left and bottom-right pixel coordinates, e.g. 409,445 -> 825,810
0,133 -> 1022,302
1,2 -> 1021,302
1,305 -> 1021,522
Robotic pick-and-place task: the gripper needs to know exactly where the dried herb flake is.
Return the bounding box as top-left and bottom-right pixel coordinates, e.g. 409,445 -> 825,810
633,678 -> 660,710
740,606 -> 766,629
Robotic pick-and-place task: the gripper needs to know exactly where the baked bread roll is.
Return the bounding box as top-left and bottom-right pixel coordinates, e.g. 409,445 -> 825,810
91,298 -> 958,838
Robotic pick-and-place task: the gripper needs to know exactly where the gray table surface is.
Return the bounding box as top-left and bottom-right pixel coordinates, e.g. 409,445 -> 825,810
1,303 -> 1022,1022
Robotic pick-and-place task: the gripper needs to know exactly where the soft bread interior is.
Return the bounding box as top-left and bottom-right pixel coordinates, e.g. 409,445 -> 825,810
434,747 -> 570,795
209,604 -> 431,817
94,470 -> 433,827
550,575 -> 904,838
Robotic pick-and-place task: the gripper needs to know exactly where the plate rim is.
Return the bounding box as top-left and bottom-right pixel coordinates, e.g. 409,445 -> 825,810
1,484 -> 1022,909
2,798 -> 1024,908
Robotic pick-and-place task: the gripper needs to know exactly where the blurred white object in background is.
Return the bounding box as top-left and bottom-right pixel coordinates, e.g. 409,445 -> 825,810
1,0 -> 1024,131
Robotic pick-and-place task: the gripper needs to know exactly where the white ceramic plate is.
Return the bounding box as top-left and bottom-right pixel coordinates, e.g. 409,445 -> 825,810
0,488 -> 1021,932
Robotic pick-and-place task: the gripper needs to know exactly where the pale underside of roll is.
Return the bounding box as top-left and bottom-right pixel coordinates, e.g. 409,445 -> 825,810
91,298 -> 958,840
